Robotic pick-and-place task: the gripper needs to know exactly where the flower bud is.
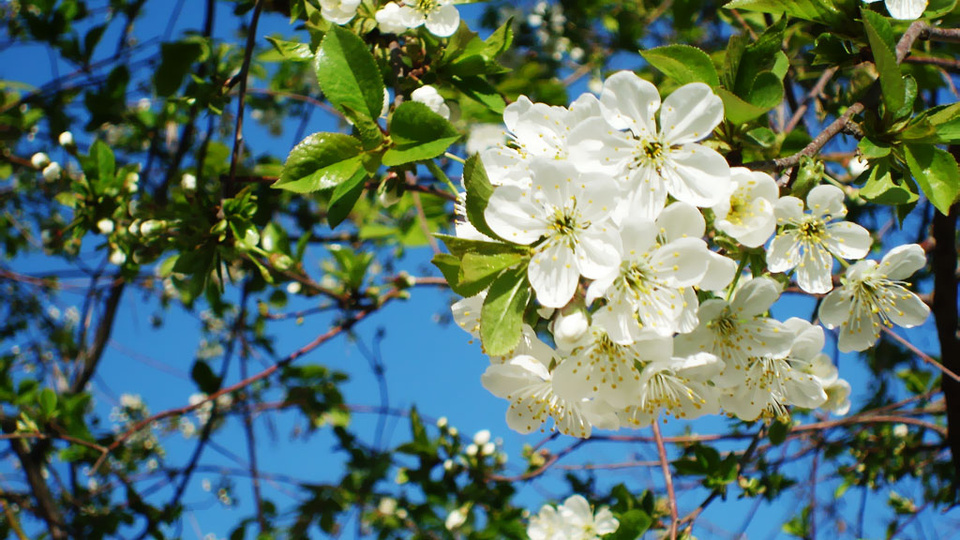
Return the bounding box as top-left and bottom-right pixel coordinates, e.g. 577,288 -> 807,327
109,250 -> 127,266
42,162 -> 62,182
139,219 -> 165,237
31,152 -> 50,169
552,309 -> 589,350
58,131 -> 75,148
181,173 -> 197,191
97,218 -> 115,235
472,429 -> 491,446
444,508 -> 467,531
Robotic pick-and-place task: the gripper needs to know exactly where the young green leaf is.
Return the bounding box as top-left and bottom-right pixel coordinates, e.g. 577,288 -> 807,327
459,251 -> 525,290
462,154 -> 503,240
640,44 -> 719,87
383,101 -> 461,166
862,10 -> 905,113
327,168 -> 369,228
904,144 -> 960,215
155,39 -> 205,96
273,132 -> 363,193
480,265 -> 531,356
723,0 -> 854,26
315,26 -> 385,121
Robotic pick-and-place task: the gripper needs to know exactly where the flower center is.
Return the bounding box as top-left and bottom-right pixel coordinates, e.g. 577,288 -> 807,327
798,217 -> 825,239
630,138 -> 667,170
711,311 -> 737,337
416,0 -> 439,12
549,207 -> 582,237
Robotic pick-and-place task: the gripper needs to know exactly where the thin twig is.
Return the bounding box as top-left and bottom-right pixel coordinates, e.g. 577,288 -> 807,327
882,327 -> 960,383
653,421 -> 678,540
224,0 -> 263,213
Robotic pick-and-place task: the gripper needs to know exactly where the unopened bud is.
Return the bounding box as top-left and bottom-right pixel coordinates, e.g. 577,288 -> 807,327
109,250 -> 127,266
139,219 -> 165,237
58,131 -> 75,148
181,173 -> 197,191
552,309 -> 589,350
42,162 -> 62,182
97,218 -> 115,235
31,152 -> 50,169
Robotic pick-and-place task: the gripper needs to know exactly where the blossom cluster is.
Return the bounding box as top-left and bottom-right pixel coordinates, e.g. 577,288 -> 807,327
451,71 -> 930,438
527,495 -> 619,540
318,0 -> 461,37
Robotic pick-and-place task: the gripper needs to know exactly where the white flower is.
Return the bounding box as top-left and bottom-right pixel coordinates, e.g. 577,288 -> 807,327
319,0 -> 361,25
96,218 -> 115,234
767,184 -> 872,294
444,507 -> 468,530
481,354 -> 619,438
375,2 -> 408,33
528,495 -> 620,540
586,204 -> 709,341
377,0 -> 460,37
863,0 -> 927,20
484,159 -> 622,308
42,162 -> 62,181
719,318 -> 828,422
58,131 -> 74,147
481,93 -> 599,187
676,277 -> 793,386
466,123 -> 506,155
410,85 -> 450,120
621,351 -> 722,427
109,249 -> 127,266
712,168 -> 778,248
569,71 -> 731,218
821,377 -> 852,415
819,243 -> 930,352
848,155 -> 869,177
181,173 -> 197,191
31,152 -> 50,169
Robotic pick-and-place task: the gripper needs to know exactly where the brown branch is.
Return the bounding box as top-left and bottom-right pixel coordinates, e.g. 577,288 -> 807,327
783,66 -> 838,134
91,290 -> 404,473
653,421 -> 678,540
882,327 -> 960,383
225,0 -> 263,209
747,21 -> 951,175
933,198 -> 960,496
71,280 -> 125,394
904,55 -> 960,71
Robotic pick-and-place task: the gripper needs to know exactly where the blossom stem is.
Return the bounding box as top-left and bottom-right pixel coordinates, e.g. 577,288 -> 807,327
425,159 -> 460,197
725,256 -> 750,302
652,420 -> 678,540
443,152 -> 465,164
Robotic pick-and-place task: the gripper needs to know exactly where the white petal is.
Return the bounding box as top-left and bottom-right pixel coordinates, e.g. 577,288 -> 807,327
566,117 -> 634,174
503,96 -> 534,133
766,231 -> 801,273
599,71 -> 660,138
484,186 -> 547,244
424,4 -> 459,37
887,286 -> 930,327
398,5 -> 425,27
576,227 -> 622,278
806,184 -> 847,219
823,221 -> 872,260
699,252 -> 736,291
795,244 -> 834,294
818,290 -> 849,328
657,201 -> 706,240
730,277 -> 782,317
660,145 -> 731,207
774,196 -> 805,222
884,0 -> 927,20
660,83 -> 724,145
529,242 -> 580,308
880,243 -> 926,280
650,237 -> 709,287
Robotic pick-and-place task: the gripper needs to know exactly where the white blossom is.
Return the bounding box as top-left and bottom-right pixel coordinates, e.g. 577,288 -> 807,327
58,131 -> 74,147
863,0 -> 927,20
767,184 -> 872,294
712,168 -> 779,248
819,243 -> 930,352
181,173 -> 197,191
484,159 -> 621,308
319,0 -> 361,25
528,495 -> 619,540
31,152 -> 50,169
568,71 -> 731,218
42,162 -> 62,181
376,0 -> 460,37
410,85 -> 450,119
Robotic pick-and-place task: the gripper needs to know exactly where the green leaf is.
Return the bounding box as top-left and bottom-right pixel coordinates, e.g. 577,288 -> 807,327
264,36 -> 313,62
858,136 -> 891,159
341,105 -> 385,150
462,154 -> 502,240
450,75 -> 506,113
91,139 -> 115,185
155,39 -> 205,97
812,34 -> 858,66
315,26 -> 385,121
459,251 -> 525,289
273,132 -> 363,193
716,87 -> 771,124
608,510 -> 653,540
733,17 -> 786,97
862,9 -> 905,113
904,144 -> 960,215
768,419 -> 790,445
327,168 -> 369,228
39,388 -> 57,417
723,0 -> 854,26
859,159 -> 919,206
382,101 -> 461,166
480,265 -> 531,356
434,234 -> 527,258
747,71 -> 785,110
191,360 -> 222,394
903,102 -> 960,144
483,17 -> 514,58
641,44 -> 719,87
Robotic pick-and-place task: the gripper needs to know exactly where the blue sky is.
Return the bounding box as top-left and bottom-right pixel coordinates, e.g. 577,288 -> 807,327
2,1 -> 957,538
